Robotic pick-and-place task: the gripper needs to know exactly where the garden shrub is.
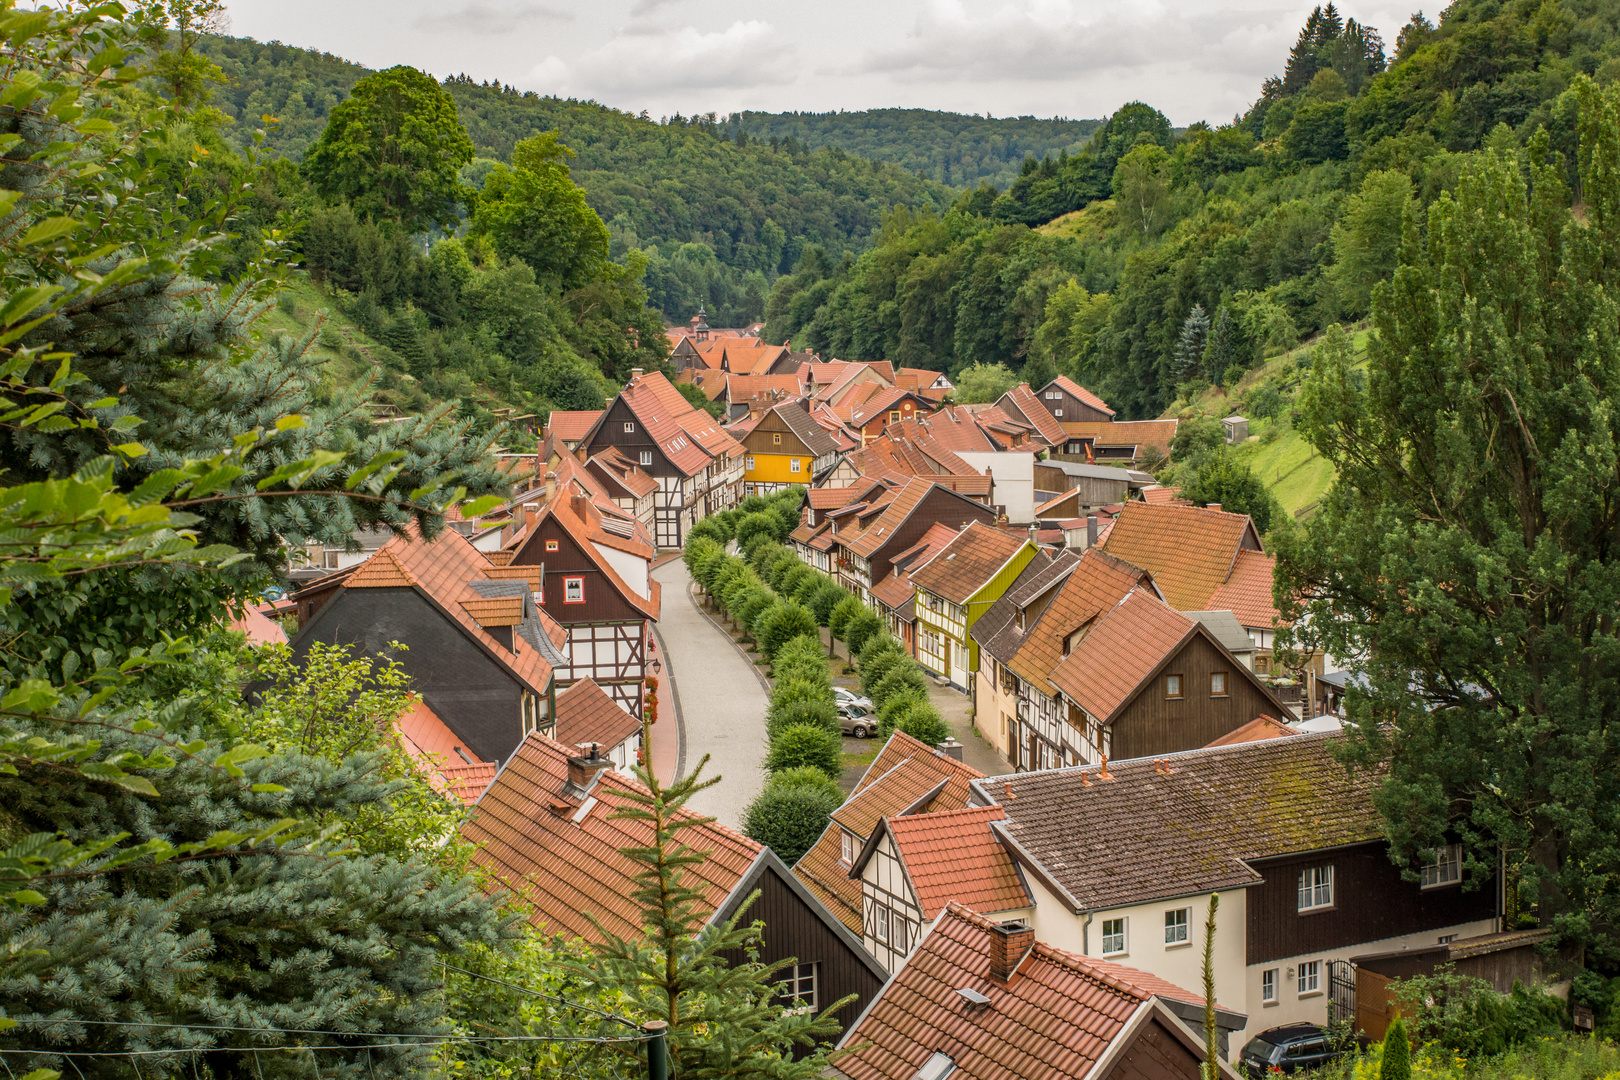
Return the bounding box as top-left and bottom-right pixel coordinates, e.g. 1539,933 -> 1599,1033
871,663 -> 928,710
896,702 -> 949,748
766,723 -> 843,780
759,602 -> 818,661
767,698 -> 840,739
742,775 -> 844,865
859,650 -> 905,699
843,608 -> 883,655
809,581 -> 847,625
829,595 -> 863,641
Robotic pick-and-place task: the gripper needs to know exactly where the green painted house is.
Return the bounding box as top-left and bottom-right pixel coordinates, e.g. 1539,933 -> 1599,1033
909,523 -> 1040,692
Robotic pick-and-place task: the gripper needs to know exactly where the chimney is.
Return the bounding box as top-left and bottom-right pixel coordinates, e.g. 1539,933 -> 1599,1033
987,919 -> 1035,983
1027,521 -> 1037,546
1207,503 -> 1222,513
570,493 -> 591,524
545,470 -> 557,504
523,501 -> 541,531
631,367 -> 644,380
940,736 -> 963,761
565,743 -> 611,796
1086,514 -> 1098,549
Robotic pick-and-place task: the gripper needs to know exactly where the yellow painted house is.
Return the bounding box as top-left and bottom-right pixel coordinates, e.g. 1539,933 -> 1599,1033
908,522 -> 1039,692
739,401 -> 842,496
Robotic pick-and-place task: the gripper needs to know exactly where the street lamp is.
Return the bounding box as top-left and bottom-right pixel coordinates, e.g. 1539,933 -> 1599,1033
649,658 -> 663,676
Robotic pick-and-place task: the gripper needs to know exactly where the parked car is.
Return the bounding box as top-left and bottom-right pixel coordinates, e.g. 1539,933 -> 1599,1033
1239,1024 -> 1345,1076
833,687 -> 874,712
838,703 -> 875,740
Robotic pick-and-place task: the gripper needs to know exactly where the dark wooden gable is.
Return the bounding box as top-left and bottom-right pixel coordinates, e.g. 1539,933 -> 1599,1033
869,487 -> 997,582
1097,1012 -> 1207,1080
1107,627 -> 1288,760
511,516 -> 643,624
743,408 -> 814,457
578,397 -> 674,477
1040,384 -> 1113,424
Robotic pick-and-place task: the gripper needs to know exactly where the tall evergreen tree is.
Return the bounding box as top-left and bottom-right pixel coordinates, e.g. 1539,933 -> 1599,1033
1277,82 -> 1620,962
570,759 -> 848,1078
1174,304 -> 1210,384
1203,305 -> 1238,381
1284,8 -> 1326,92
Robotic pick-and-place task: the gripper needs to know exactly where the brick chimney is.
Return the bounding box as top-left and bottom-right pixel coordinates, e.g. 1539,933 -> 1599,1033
1086,514 -> 1098,549
631,368 -> 643,380
565,743 -> 612,797
987,919 -> 1035,983
523,501 -> 541,532
1207,503 -> 1222,513
545,470 -> 557,504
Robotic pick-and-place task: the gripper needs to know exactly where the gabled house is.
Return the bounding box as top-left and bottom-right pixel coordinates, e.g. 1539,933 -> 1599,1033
850,805 -> 1032,972
543,410 -> 603,452
1059,419 -> 1181,465
465,733 -> 887,1030
552,677 -> 643,772
576,370 -> 744,547
867,522 -> 957,656
738,399 -> 841,496
831,904 -> 1242,1080
837,385 -> 938,445
291,526 -> 567,764
908,523 -> 1039,691
1033,375 -> 1117,424
992,383 -> 1068,448
827,478 -> 998,604
980,734 -> 1500,1048
583,447 -> 659,534
501,471 -> 660,718
793,731 -> 985,934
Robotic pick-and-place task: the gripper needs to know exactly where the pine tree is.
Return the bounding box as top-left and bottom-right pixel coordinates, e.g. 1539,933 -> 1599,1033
1380,1016 -> 1412,1080
1203,306 -> 1238,381
1283,7 -> 1325,93
1317,3 -> 1344,44
1174,304 -> 1210,384
1201,893 -> 1220,1080
573,758 -> 848,1078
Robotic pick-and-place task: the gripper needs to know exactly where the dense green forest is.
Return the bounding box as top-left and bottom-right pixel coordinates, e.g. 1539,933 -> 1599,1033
197,36 -> 954,325
727,108 -> 1103,188
766,0 -> 1620,420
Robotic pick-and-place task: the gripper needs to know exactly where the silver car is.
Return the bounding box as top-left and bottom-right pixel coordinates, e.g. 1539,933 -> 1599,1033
833,686 -> 874,713
838,703 -> 875,740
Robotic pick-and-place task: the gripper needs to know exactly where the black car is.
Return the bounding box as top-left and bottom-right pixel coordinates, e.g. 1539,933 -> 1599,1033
1239,1024 -> 1346,1076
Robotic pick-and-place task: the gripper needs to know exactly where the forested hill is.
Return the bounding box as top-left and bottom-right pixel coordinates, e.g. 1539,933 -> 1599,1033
196,35 -> 953,325
727,109 -> 1103,188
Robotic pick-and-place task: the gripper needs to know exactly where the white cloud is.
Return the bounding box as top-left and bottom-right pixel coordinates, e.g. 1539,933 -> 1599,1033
525,20 -> 794,101
413,0 -> 571,35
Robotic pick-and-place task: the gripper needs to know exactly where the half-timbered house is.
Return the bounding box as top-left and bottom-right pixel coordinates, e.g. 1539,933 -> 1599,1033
826,478 -> 998,604
738,399 -> 841,496
909,523 -> 1038,691
465,733 -> 887,1033
992,383 -> 1068,448
576,370 -> 743,548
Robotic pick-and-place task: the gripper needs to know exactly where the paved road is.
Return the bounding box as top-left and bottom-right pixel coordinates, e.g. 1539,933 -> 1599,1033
650,558 -> 768,830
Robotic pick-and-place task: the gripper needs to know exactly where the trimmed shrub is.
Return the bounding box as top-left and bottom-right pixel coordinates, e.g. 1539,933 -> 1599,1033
735,511 -> 779,549
809,581 -> 848,626
1380,1016 -> 1410,1080
683,535 -> 721,576
734,586 -> 776,637
692,546 -> 729,593
766,723 -> 843,780
859,649 -> 906,699
871,660 -> 928,710
768,765 -> 844,799
896,701 -> 949,748
843,608 -> 883,655
741,777 -> 844,865
759,602 -> 818,661
746,594 -> 784,639
767,698 -> 840,739
829,595 -> 863,641
860,632 -> 904,666
764,549 -> 798,590
779,562 -> 815,600
768,678 -> 831,718
687,517 -> 726,547
877,688 -> 927,734
792,569 -> 826,604
742,530 -> 774,564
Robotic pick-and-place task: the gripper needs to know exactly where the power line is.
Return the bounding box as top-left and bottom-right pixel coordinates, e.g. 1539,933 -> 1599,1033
6,1018 -> 640,1042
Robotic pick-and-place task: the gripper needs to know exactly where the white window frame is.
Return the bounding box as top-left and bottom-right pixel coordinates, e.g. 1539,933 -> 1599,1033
1054,408 -> 1062,417
1262,968 -> 1278,1004
1421,843 -> 1463,889
840,830 -> 855,866
623,421 -> 635,432
789,458 -> 801,474
1297,865 -> 1334,911
639,450 -> 653,466
1101,917 -> 1127,956
545,539 -> 559,552
872,904 -> 890,945
1298,959 -> 1320,995
745,455 -> 756,470
1045,390 -> 1059,400
1164,907 -> 1190,946
774,962 -> 818,1012
563,576 -> 585,604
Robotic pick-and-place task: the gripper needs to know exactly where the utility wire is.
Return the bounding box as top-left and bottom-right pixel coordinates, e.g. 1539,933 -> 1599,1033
440,961 -> 640,1030
0,1035 -> 655,1058
6,1018 -> 641,1042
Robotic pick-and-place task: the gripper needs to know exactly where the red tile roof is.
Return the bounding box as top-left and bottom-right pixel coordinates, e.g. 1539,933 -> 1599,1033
1101,501 -> 1260,613
842,477 -> 943,559
1046,587 -> 1198,721
229,603 -> 288,646
1208,548 -> 1281,629
395,696 -> 494,805
1062,419 -> 1180,457
835,903 -> 1212,1080
880,806 -> 1031,919
555,678 -> 641,752
546,410 -> 603,443
909,522 -> 1030,606
1205,713 -> 1295,747
997,384 -> 1067,446
1005,548 -> 1153,693
464,732 -> 760,941
1045,375 -> 1116,417
808,486 -> 861,510
1141,485 -> 1186,505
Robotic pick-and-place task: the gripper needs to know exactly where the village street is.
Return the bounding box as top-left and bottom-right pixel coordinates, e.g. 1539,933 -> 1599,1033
650,557 -> 769,829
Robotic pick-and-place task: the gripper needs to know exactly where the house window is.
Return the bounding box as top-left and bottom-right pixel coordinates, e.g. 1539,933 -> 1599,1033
563,577 -> 584,604
1298,865 -> 1334,911
545,539 -> 559,552
745,455 -> 756,470
1164,907 -> 1190,946
1165,674 -> 1183,699
1421,843 -> 1463,889
623,421 -> 635,432
872,904 -> 890,944
774,962 -> 818,1011
1101,918 -> 1127,956
1045,391 -> 1059,400
889,411 -> 900,423
1211,672 -> 1228,696
639,451 -> 653,466
1262,969 -> 1278,1004
773,432 -> 782,445
790,458 -> 801,474
1298,960 -> 1321,995
840,830 -> 856,866
1054,408 -> 1062,417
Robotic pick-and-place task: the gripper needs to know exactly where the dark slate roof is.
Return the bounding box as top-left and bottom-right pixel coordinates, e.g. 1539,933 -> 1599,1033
772,401 -> 841,458
981,733 -> 1381,911
970,550 -> 1072,666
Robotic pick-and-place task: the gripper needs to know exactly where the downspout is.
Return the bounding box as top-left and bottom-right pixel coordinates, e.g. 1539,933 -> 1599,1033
1083,910 -> 1093,956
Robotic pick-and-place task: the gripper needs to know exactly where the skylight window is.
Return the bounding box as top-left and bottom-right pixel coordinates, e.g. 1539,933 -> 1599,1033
913,1052 -> 956,1080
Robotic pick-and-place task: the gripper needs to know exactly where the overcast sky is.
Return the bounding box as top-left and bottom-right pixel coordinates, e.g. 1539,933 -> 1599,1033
220,0 -> 1418,126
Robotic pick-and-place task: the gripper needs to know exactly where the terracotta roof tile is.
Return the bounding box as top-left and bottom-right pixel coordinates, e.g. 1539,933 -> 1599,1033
1205,713 -> 1295,747
1044,375 -> 1116,417
1061,419 -> 1180,456
395,696 -> 493,803
461,595 -> 525,627
909,522 -> 1030,606
990,733 -> 1381,910
1046,588 -> 1197,721
836,903 -> 1208,1080
843,477 -> 936,559
998,384 -> 1067,446
1142,485 -> 1186,505
344,546 -> 417,588
969,550 -> 1074,666
795,732 -> 985,932
869,570 -> 918,613
808,486 -> 861,510
1004,548 -> 1152,693
464,732 -> 760,941
1208,548 -> 1281,629
1101,501 -> 1258,612
555,678 -> 641,752
546,410 -> 603,442
882,806 -> 1030,919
